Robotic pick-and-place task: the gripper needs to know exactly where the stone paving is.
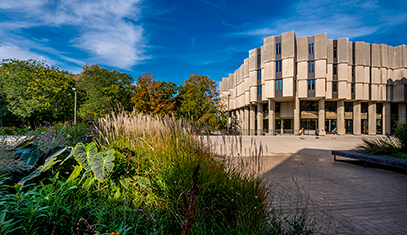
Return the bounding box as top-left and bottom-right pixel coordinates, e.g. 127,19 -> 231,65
208,135 -> 407,235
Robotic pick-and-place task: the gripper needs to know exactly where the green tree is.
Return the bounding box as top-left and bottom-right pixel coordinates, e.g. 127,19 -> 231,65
131,71 -> 179,116
179,74 -> 226,130
75,64 -> 134,121
0,59 -> 75,126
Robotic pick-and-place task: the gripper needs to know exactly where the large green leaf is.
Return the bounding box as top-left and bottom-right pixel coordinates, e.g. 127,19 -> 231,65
120,176 -> 151,191
18,146 -> 69,184
73,142 -> 97,170
19,157 -> 61,184
66,165 -> 83,184
19,146 -> 40,167
90,149 -> 114,182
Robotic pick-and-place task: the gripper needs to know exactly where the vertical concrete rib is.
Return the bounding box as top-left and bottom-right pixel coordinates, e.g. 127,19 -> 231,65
353,101 -> 361,135
318,98 -> 326,135
269,99 -> 275,135
257,103 -> 264,135
250,104 -> 256,135
337,100 -> 345,135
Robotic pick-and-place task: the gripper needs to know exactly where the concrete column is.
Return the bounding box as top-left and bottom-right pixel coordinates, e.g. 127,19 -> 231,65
383,102 -> 391,135
353,101 -> 361,135
368,102 -> 377,135
244,107 -> 249,135
257,103 -> 264,135
239,109 -> 243,134
249,104 -> 256,136
280,120 -> 284,135
337,100 -> 345,135
318,98 -> 326,135
269,99 -> 275,135
399,103 -> 406,124
294,96 -> 300,134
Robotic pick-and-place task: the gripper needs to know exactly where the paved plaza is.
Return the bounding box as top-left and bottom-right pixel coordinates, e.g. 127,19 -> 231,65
208,135 -> 407,234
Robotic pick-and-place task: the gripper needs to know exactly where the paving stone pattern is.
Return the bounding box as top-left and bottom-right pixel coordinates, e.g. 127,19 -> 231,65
208,135 -> 407,234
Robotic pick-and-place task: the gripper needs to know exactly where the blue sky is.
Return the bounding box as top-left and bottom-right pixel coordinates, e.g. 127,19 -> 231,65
0,0 -> 406,86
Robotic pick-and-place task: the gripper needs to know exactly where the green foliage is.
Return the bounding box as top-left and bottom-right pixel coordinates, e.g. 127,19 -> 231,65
392,122 -> 407,152
0,59 -> 75,125
179,74 -> 227,130
359,122 -> 407,158
73,142 -> 115,182
75,64 -> 134,122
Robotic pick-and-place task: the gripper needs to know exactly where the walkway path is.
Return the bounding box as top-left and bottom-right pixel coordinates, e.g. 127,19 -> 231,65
208,135 -> 407,234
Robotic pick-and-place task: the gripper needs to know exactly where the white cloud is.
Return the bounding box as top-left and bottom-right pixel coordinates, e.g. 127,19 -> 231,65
0,0 -> 147,70
0,44 -> 53,63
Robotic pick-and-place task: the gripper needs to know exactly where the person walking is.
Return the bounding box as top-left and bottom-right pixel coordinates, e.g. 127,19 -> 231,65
332,127 -> 337,139
300,127 -> 304,140
315,128 -> 319,139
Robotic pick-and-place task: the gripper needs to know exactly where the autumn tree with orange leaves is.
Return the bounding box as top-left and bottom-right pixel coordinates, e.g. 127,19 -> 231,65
131,71 -> 179,116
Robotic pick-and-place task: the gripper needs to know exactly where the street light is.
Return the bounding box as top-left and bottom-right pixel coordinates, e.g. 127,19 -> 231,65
227,94 -> 231,135
72,88 -> 77,124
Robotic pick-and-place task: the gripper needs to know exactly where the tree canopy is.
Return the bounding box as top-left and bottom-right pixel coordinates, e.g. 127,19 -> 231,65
75,64 -> 134,121
0,59 -> 75,126
179,74 -> 226,130
131,71 -> 179,116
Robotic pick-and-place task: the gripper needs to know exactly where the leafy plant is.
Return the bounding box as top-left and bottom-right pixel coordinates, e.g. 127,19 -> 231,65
73,142 -> 115,182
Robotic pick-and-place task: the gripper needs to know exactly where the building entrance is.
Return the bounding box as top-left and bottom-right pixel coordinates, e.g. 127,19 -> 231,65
325,119 -> 337,133
283,119 -> 293,134
346,120 -> 353,134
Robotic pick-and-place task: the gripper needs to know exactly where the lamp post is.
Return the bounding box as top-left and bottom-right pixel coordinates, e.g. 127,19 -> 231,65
72,88 -> 77,124
227,94 -> 231,135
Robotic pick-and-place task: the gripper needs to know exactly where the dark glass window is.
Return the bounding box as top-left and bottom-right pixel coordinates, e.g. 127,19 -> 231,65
332,81 -> 338,92
275,102 -> 280,112
300,101 -> 318,111
308,61 -> 315,73
308,79 -> 315,90
376,103 -> 383,114
361,102 -> 368,113
301,119 -> 318,130
257,70 -> 261,80
257,85 -> 262,95
352,66 -> 355,77
333,64 -> 337,75
351,83 -> 355,93
276,61 -> 282,72
333,47 -> 337,58
257,54 -> 261,65
276,43 -> 281,55
309,43 -> 314,55
345,102 -> 353,112
325,101 -> 337,112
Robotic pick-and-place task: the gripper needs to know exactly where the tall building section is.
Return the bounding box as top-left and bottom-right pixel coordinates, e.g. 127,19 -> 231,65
220,31 -> 407,135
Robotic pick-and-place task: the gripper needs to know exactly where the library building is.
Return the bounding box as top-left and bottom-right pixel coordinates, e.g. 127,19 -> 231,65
219,31 -> 407,136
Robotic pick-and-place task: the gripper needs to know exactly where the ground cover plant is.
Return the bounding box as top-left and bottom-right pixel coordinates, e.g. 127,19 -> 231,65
359,122 -> 407,159
0,113 -> 313,234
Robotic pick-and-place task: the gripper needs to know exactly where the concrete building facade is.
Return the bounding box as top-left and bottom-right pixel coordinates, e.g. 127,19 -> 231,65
220,31 -> 407,135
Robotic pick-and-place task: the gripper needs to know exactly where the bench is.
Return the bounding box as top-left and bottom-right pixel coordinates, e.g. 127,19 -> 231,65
331,150 -> 407,173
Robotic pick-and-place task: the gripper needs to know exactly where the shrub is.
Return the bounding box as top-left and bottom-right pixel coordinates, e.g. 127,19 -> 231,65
359,122 -> 407,158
